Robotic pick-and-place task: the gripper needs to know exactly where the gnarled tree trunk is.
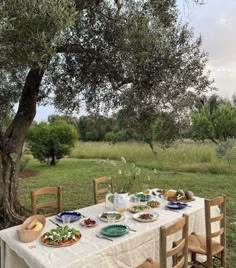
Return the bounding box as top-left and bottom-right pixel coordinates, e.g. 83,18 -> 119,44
0,66 -> 44,228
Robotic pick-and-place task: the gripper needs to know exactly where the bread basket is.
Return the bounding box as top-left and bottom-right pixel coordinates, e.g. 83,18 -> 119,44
17,215 -> 46,243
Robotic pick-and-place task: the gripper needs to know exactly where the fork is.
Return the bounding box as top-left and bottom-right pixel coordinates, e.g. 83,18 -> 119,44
96,234 -> 113,241
164,208 -> 179,213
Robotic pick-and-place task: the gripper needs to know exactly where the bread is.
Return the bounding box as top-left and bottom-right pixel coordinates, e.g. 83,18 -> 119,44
26,217 -> 38,230
164,189 -> 177,198
26,218 -> 43,231
32,221 -> 43,231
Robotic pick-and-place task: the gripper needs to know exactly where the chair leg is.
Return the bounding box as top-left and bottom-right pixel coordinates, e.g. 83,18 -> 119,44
221,249 -> 226,268
206,255 -> 213,268
191,252 -> 196,263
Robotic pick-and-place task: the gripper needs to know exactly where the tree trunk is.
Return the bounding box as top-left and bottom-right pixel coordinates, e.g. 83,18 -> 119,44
0,65 -> 44,228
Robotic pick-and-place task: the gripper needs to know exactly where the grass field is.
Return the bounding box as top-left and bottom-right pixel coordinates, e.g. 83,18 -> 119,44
19,141 -> 236,266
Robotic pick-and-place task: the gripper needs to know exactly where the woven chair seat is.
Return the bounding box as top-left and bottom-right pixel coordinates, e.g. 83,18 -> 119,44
188,233 -> 224,256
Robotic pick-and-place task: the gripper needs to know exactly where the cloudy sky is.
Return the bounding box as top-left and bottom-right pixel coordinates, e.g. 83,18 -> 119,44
35,0 -> 236,121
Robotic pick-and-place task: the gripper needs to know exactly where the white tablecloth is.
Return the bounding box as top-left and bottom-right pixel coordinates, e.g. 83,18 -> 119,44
0,196 -> 214,268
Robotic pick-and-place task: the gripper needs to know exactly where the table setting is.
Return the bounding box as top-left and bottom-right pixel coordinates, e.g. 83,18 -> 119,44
0,188 -> 212,268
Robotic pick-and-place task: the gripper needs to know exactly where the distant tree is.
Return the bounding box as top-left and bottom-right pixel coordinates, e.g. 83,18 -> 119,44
78,115 -> 113,141
27,119 -> 77,165
191,96 -> 236,143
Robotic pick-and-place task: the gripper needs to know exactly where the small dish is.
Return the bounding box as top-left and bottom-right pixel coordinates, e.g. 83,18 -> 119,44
128,205 -> 151,213
133,212 -> 159,222
100,224 -> 129,237
56,211 -> 81,222
80,218 -> 97,227
99,212 -> 124,222
136,193 -> 152,202
166,201 -> 188,209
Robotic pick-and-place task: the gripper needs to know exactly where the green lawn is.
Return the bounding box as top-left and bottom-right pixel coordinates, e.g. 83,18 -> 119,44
19,141 -> 236,266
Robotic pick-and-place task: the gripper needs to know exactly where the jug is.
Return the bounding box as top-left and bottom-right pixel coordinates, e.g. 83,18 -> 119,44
113,192 -> 128,213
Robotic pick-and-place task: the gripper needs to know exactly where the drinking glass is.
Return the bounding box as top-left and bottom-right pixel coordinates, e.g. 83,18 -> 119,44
107,214 -> 116,224
142,184 -> 150,195
61,215 -> 71,226
134,194 -> 141,205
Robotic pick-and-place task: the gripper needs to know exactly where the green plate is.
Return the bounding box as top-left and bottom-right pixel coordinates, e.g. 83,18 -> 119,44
100,224 -> 129,237
137,193 -> 152,202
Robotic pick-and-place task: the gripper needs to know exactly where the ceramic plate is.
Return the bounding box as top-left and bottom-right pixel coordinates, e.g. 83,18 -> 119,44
80,218 -> 97,227
99,212 -> 124,222
136,193 -> 152,202
40,228 -> 81,247
166,201 -> 188,209
100,224 -> 129,237
133,212 -> 159,222
56,211 -> 81,222
128,205 -> 151,213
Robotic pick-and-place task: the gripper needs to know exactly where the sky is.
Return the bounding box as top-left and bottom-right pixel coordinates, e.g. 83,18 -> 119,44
35,0 -> 236,121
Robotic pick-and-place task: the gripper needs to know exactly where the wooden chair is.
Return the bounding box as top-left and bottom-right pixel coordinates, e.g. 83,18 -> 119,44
188,195 -> 226,268
31,186 -> 63,217
136,214 -> 189,268
93,176 -> 114,204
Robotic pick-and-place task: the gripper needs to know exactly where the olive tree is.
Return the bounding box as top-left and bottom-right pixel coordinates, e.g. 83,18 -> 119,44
0,0 -> 211,226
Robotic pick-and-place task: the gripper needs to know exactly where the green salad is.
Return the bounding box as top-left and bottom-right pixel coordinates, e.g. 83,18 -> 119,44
100,212 -> 122,220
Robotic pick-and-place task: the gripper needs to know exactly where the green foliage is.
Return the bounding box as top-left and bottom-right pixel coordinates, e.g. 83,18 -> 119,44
19,156 -> 30,172
216,141 -> 236,169
0,0 -> 77,68
27,119 -> 77,165
104,130 -> 129,144
78,115 -> 113,141
191,98 -> 236,143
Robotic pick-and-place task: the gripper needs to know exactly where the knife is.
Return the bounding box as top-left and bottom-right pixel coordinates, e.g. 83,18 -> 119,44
49,219 -> 62,227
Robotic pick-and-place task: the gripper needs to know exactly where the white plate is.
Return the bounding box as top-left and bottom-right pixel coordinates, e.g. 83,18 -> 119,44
133,212 -> 159,222
99,212 -> 125,222
80,218 -> 97,227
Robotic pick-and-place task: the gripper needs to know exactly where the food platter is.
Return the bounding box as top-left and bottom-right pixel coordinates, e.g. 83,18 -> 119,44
99,212 -> 124,222
133,212 -> 159,222
80,218 -> 97,227
100,224 -> 129,237
40,226 -> 81,247
166,201 -> 188,209
56,211 -> 81,222
128,204 -> 151,213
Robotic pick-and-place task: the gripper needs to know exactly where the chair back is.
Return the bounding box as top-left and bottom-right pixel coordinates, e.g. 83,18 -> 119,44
93,176 -> 114,204
31,186 -> 62,217
160,214 -> 189,268
205,195 -> 226,263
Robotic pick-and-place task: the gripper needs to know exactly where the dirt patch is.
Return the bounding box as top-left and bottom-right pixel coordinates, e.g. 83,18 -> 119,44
19,169 -> 40,178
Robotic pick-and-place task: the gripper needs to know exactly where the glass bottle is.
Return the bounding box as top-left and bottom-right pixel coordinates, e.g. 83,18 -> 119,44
105,184 -> 114,211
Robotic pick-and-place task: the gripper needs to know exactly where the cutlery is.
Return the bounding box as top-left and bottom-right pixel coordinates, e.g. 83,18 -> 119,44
127,226 -> 137,232
164,208 -> 179,213
96,234 -> 113,241
49,219 -> 62,227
